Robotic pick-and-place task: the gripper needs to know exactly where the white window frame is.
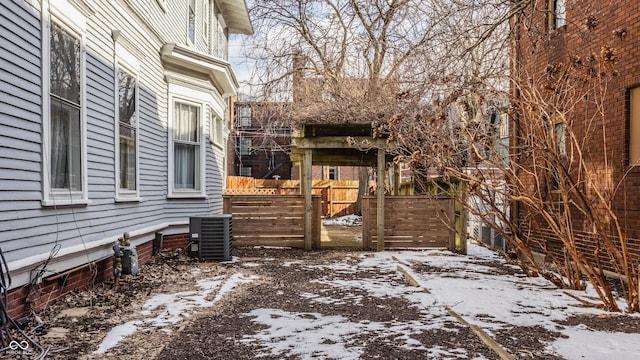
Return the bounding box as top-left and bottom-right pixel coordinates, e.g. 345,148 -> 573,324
168,96 -> 206,198
41,0 -> 89,206
209,111 -> 224,148
114,43 -> 141,202
187,0 -> 196,45
552,0 -> 566,30
221,155 -> 227,188
216,13 -> 227,59
204,0 -> 210,45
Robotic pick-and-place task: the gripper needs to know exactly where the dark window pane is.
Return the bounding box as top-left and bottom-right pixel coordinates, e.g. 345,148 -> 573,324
174,143 -> 198,189
50,23 -> 80,104
174,103 -> 199,142
51,99 -> 81,190
119,123 -> 136,190
118,69 -> 136,126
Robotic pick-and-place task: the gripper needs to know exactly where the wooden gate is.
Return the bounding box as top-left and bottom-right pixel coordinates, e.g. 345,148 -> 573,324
362,196 -> 455,250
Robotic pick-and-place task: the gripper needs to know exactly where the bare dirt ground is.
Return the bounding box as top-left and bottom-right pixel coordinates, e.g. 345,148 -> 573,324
320,223 -> 363,247
10,241 -> 640,360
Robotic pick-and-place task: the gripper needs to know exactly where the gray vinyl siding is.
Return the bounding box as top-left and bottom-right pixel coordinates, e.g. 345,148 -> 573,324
0,0 -> 43,224
0,0 -> 243,284
206,147 -> 225,214
205,104 -> 226,214
122,0 -> 221,58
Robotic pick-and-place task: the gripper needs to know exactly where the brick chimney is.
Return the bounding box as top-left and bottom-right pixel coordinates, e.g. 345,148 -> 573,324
292,51 -> 306,103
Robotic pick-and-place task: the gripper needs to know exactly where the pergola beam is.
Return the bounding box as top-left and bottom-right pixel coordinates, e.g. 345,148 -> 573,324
290,124 -> 393,252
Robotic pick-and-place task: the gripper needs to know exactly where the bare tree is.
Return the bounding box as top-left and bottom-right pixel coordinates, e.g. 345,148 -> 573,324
242,0 -> 511,209
239,0 -> 639,312
386,1 -> 639,312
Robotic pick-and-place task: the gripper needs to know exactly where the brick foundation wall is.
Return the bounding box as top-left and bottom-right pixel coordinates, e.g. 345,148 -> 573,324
161,233 -> 190,250
3,233 -> 190,319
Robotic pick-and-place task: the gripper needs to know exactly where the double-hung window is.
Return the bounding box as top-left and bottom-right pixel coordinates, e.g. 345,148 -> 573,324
116,67 -> 139,199
210,112 -> 224,147
214,6 -> 227,60
172,101 -> 202,193
42,0 -> 89,205
239,137 -> 252,156
118,68 -> 137,191
50,24 -> 82,192
238,106 -> 252,127
114,38 -> 141,201
187,0 -> 196,44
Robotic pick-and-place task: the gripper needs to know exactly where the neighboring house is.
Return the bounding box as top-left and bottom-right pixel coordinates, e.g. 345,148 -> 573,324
0,0 -> 251,316
228,101 -> 293,179
227,101 -> 362,182
512,1 -> 639,271
466,101 -> 510,251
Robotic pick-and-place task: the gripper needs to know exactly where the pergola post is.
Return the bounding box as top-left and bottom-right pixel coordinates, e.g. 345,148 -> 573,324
376,148 -> 385,252
392,162 -> 400,195
303,148 -> 313,251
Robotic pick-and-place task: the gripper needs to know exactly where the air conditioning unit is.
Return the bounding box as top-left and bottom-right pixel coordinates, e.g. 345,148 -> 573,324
189,214 -> 232,261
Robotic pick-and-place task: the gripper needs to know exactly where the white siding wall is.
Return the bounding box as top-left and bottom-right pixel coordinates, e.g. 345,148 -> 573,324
0,0 -> 241,289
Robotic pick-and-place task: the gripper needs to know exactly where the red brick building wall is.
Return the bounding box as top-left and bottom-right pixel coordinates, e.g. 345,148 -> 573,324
514,1 -> 640,272
228,102 -> 294,180
4,234 -> 189,319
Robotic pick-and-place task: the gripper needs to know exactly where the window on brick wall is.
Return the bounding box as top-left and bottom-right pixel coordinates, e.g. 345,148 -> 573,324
550,121 -> 566,191
239,137 -> 252,156
238,106 -> 252,127
549,0 -> 566,30
240,166 -> 252,177
630,86 -> 640,166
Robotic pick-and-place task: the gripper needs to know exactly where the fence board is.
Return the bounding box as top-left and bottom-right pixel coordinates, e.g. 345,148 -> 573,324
223,194 -> 321,249
363,196 -> 454,250
226,176 -> 360,218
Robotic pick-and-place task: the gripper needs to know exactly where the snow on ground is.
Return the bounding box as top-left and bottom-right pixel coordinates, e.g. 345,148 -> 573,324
243,244 -> 640,359
239,308 -> 448,360
93,273 -> 257,354
551,325 -> 640,359
93,242 -> 640,359
323,214 -> 362,226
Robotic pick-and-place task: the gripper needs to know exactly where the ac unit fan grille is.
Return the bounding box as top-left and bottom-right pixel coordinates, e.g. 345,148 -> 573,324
190,215 -> 232,262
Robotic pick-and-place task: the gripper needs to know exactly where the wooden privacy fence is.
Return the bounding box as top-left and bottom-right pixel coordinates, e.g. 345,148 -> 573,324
362,196 -> 456,250
226,176 -> 359,218
223,194 -> 322,249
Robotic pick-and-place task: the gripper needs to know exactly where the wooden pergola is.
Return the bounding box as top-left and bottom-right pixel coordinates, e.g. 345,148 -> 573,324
289,124 -> 398,251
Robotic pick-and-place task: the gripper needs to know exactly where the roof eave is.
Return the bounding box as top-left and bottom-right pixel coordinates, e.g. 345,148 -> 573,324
220,0 -> 253,36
